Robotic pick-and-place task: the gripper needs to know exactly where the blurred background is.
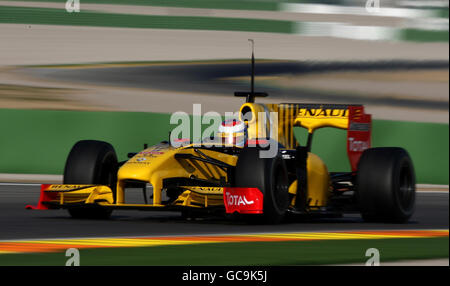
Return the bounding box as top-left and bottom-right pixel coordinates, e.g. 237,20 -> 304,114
0,0 -> 448,184
0,0 -> 448,267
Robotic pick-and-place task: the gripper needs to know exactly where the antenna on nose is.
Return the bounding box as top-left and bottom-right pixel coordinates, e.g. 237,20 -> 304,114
234,39 -> 268,103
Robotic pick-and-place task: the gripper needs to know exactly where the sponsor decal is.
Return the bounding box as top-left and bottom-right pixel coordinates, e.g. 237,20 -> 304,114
347,105 -> 371,172
47,184 -> 89,191
349,122 -> 371,132
139,151 -> 164,156
225,192 -> 255,206
348,137 -> 369,152
187,187 -> 223,193
297,108 -> 348,118
136,157 -> 147,162
223,187 -> 263,214
139,145 -> 168,156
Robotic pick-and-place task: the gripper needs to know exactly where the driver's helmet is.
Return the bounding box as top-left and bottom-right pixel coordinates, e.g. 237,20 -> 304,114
216,119 -> 246,147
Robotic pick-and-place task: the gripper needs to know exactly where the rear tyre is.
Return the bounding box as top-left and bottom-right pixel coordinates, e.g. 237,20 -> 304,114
63,140 -> 118,219
234,148 -> 289,224
356,147 -> 415,223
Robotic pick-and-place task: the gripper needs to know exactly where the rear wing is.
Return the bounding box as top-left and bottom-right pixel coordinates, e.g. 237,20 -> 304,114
347,106 -> 372,171
290,103 -> 371,172
239,103 -> 371,171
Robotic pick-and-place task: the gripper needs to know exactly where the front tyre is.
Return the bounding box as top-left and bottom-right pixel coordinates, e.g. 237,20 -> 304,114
356,147 -> 416,223
234,148 -> 289,224
63,140 -> 118,219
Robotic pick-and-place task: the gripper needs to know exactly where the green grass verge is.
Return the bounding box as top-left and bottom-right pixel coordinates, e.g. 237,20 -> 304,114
0,6 -> 293,33
4,0 -> 281,11
0,109 -> 448,184
0,237 -> 447,266
0,109 -> 172,175
436,8 -> 449,18
295,119 -> 449,184
401,29 -> 450,42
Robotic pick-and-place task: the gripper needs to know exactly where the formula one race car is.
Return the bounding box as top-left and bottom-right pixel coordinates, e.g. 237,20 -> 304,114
27,55 -> 416,224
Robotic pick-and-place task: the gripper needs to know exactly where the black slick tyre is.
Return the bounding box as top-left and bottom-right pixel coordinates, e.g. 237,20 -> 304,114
63,140 -> 118,219
356,147 -> 416,223
234,147 -> 289,224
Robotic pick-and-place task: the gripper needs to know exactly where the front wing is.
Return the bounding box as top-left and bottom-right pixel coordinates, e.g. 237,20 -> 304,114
26,184 -> 264,214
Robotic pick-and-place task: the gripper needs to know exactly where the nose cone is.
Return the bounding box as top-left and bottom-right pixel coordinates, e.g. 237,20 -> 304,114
118,143 -> 176,182
118,161 -> 153,181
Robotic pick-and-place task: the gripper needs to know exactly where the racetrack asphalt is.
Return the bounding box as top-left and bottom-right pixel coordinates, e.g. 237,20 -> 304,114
0,184 -> 447,240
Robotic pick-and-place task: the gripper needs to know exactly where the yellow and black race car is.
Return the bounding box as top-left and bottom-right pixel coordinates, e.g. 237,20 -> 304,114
27,57 -> 415,224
